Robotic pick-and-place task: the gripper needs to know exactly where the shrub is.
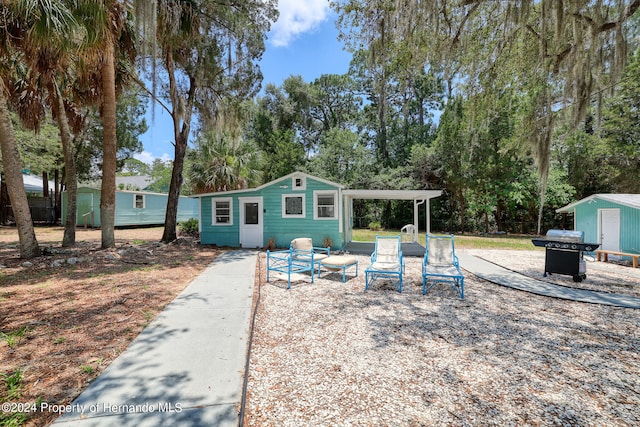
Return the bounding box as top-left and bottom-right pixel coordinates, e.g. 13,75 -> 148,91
368,221 -> 382,231
264,238 -> 276,251
178,218 -> 200,238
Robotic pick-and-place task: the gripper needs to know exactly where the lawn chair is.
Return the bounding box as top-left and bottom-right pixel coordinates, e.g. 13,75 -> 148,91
266,247 -> 314,289
422,234 -> 464,299
266,238 -> 329,289
365,235 -> 404,292
290,237 -> 330,275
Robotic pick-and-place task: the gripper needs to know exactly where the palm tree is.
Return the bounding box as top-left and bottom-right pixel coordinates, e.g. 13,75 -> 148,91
16,0 -> 81,247
188,129 -> 261,193
51,80 -> 80,247
99,37 -> 119,249
0,0 -> 76,258
0,85 -> 40,259
75,0 -> 136,248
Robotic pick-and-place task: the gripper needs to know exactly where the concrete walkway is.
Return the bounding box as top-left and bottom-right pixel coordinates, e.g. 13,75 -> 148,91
458,253 -> 640,309
53,250 -> 257,427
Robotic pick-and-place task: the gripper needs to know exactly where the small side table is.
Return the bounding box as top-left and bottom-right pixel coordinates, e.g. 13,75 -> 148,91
319,255 -> 358,283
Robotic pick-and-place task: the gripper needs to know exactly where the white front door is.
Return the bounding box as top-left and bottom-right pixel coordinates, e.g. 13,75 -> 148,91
239,197 -> 263,248
599,208 -> 620,252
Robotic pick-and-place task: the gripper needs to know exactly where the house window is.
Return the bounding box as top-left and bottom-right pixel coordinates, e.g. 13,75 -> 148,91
282,194 -> 305,218
292,175 -> 306,190
314,191 -> 338,219
213,198 -> 233,225
134,194 -> 145,209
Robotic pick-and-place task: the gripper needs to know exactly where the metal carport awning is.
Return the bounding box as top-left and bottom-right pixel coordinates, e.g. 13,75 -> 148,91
341,189 -> 442,244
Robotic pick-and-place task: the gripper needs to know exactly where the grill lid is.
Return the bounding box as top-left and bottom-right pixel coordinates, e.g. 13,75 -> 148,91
545,229 -> 584,243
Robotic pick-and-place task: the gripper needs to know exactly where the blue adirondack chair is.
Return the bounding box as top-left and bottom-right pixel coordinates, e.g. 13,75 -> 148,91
290,237 -> 330,275
365,235 -> 404,292
266,247 -> 314,289
266,238 -> 329,289
422,234 -> 464,299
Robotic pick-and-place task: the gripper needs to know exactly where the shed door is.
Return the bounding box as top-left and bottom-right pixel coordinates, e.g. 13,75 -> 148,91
77,193 -> 94,226
239,197 -> 263,248
599,208 -> 620,252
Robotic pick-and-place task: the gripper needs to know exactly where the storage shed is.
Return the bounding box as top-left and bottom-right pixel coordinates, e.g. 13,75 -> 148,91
556,194 -> 640,255
194,172 -> 442,250
62,187 -> 199,227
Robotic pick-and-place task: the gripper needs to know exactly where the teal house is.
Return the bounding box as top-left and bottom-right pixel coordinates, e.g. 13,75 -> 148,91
557,194 -> 640,255
62,187 -> 199,227
195,172 -> 344,249
194,172 -> 442,250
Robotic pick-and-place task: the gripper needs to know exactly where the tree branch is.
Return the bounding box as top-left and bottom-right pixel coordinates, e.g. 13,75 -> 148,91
131,75 -> 172,116
451,2 -> 480,49
571,0 -> 640,34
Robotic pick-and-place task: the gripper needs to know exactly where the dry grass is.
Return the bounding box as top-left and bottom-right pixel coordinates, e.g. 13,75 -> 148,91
0,226 -> 218,426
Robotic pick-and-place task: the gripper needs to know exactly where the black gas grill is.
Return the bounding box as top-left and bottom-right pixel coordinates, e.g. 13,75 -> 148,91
531,230 -> 600,282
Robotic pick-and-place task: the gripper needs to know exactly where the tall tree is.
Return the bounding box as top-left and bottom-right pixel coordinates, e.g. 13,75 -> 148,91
12,115 -> 61,177
76,88 -> 147,181
601,47 -> 640,191
100,4 -> 123,249
309,74 -> 362,144
146,158 -> 173,193
0,0 -> 76,258
430,96 -> 470,232
554,125 -> 614,198
248,86 -> 308,181
12,0 -> 86,247
335,1 -> 395,165
334,0 -> 640,232
0,84 -> 40,258
188,129 -> 261,193
306,128 -> 374,188
73,0 -> 137,249
137,0 -> 277,243
121,158 -> 151,176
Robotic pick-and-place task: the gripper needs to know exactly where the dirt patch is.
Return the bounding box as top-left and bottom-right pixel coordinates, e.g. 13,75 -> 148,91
0,226 -> 219,426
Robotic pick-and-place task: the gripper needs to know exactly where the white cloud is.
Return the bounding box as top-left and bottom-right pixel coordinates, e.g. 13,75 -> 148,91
134,151 -> 173,165
270,0 -> 330,47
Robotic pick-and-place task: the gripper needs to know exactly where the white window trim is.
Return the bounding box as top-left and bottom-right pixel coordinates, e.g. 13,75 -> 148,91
212,197 -> 233,226
292,175 -> 306,190
282,193 -> 306,218
134,193 -> 145,209
314,190 -> 338,220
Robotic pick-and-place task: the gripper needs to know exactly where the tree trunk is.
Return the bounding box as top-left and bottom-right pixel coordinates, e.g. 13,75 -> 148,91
0,87 -> 41,258
51,80 -> 77,247
376,15 -> 389,166
161,49 -> 194,243
484,211 -> 489,233
54,169 -> 60,223
42,172 -> 49,197
377,77 -> 388,165
537,178 -> 547,236
0,177 -> 8,225
458,188 -> 466,234
162,132 -> 186,243
495,200 -> 504,232
100,41 -> 117,248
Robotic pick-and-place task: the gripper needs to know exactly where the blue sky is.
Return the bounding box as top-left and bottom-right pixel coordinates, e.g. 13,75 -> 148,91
136,0 -> 352,164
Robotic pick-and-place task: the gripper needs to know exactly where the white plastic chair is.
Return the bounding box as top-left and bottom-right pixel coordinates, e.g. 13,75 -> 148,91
400,224 -> 418,243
